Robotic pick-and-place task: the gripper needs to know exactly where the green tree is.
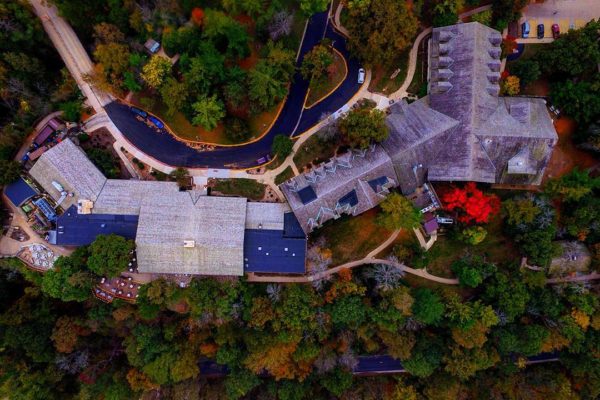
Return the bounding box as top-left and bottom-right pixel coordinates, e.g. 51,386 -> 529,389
484,271 -> 530,322
451,256 -> 496,288
338,107 -> 389,149
376,192 -> 422,230
502,197 -> 541,225
0,160 -> 21,185
550,79 -> 600,126
459,226 -> 487,245
87,234 -> 134,277
141,55 -> 172,89
346,0 -> 418,68
202,10 -> 249,59
248,61 -> 289,112
535,20 -> 600,77
320,368 -> 353,396
86,148 -> 119,179
224,369 -> 261,400
491,0 -> 528,29
271,134 -> 293,160
191,94 -> 225,131
225,117 -> 251,143
403,336 -> 443,377
329,295 -> 368,328
299,0 -> 329,16
546,168 -> 600,202
160,77 -> 188,117
59,100 -> 82,122
301,44 -> 333,82
412,288 -> 445,325
41,248 -> 94,302
509,59 -> 541,87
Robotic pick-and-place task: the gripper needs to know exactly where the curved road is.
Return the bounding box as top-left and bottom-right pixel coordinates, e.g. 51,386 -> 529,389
105,11 -> 362,169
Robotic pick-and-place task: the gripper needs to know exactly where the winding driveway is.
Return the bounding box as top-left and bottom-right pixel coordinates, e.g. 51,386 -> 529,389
105,10 -> 363,169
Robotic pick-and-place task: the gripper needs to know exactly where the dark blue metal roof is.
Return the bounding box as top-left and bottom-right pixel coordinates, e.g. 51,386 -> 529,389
33,198 -> 57,222
4,178 -> 37,207
353,355 -> 405,374
243,229 -> 306,274
338,189 -> 358,207
283,212 -> 305,238
368,176 -> 388,192
297,186 -> 317,205
55,205 -> 138,246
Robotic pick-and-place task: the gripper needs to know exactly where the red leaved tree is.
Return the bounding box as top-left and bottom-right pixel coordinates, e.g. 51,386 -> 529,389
441,182 -> 500,225
191,8 -> 204,26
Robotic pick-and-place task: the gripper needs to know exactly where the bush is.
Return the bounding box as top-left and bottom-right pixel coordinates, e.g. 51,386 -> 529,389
78,133 -> 90,143
224,117 -> 251,143
59,100 -> 82,122
271,134 -> 293,160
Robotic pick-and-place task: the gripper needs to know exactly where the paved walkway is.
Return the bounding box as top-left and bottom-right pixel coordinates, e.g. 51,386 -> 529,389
247,229 -> 460,285
546,272 -> 600,284
28,0 -> 112,112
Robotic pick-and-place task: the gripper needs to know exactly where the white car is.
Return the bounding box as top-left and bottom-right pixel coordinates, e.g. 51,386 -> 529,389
358,68 -> 365,84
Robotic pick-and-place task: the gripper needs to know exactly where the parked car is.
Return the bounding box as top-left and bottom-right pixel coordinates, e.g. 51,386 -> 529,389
148,116 -> 164,129
521,21 -> 530,38
130,107 -> 147,118
551,23 -> 560,39
257,154 -> 271,164
357,68 -> 365,84
537,23 -> 544,39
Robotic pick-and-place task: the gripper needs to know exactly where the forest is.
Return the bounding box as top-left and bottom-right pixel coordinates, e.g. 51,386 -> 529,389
1,168 -> 599,399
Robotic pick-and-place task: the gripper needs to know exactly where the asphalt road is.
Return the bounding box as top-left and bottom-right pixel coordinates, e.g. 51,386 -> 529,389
105,10 -> 362,169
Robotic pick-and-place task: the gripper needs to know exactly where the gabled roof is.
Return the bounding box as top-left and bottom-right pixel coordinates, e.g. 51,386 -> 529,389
54,205 -> 138,246
135,194 -> 248,276
93,179 -> 180,215
281,146 -> 397,233
383,22 -> 557,190
4,177 -> 37,207
29,139 -> 107,210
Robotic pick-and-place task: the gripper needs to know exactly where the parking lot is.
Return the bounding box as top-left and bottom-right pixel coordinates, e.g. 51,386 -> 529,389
517,0 -> 599,41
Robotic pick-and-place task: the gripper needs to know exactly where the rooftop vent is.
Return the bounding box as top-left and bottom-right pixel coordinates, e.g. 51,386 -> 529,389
439,30 -> 453,42
439,56 -> 453,68
433,81 -> 453,93
437,68 -> 453,81
487,73 -> 500,84
489,34 -> 502,46
486,84 -> 500,96
183,240 -> 195,248
439,43 -> 450,55
488,48 -> 501,59
488,60 -> 501,72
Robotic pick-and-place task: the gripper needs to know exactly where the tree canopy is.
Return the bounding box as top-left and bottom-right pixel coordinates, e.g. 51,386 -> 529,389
345,0 -> 418,68
87,234 -> 134,277
338,106 -> 389,149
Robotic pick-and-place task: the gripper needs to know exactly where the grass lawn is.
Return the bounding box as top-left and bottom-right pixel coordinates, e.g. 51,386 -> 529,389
369,49 -> 409,95
412,213 -> 519,278
212,178 -> 266,201
275,166 -> 295,185
400,275 -> 472,298
312,208 -> 391,265
305,50 -> 347,107
293,134 -> 339,171
407,37 -> 429,96
132,94 -> 284,145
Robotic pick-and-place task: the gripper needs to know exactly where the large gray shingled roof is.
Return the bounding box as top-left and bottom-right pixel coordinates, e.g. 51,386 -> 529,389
384,22 -> 557,192
281,146 -> 397,233
29,138 -> 107,210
